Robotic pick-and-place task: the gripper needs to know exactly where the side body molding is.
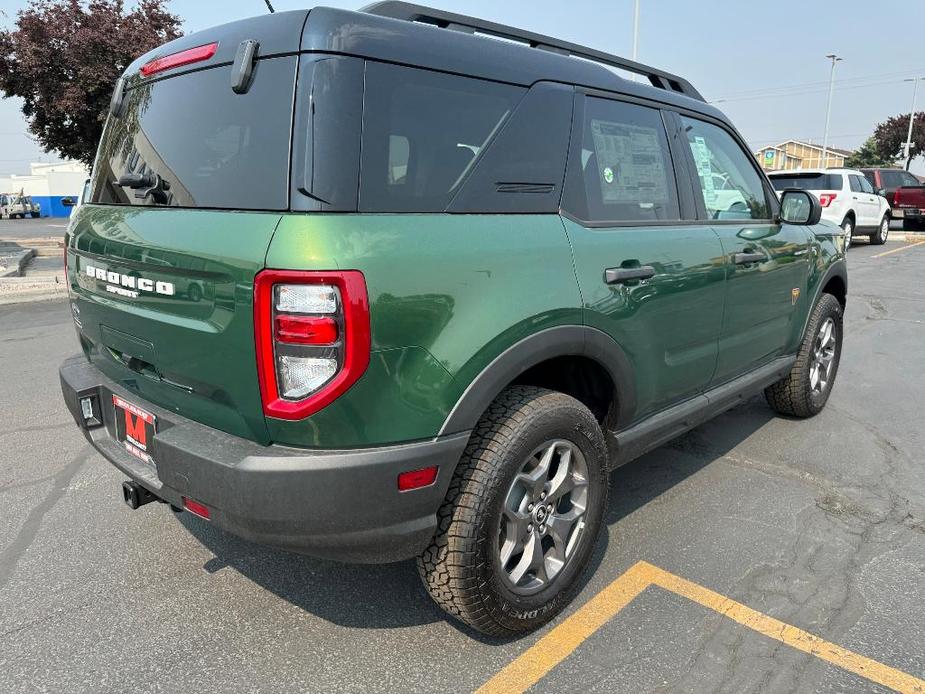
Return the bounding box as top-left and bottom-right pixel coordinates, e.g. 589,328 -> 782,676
438,326 -> 636,436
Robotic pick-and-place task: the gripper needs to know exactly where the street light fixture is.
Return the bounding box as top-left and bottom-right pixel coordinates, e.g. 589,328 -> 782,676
902,77 -> 924,171
820,53 -> 842,169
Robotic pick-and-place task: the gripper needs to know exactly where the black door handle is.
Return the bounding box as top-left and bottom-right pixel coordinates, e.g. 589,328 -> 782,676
604,266 -> 656,284
733,251 -> 764,265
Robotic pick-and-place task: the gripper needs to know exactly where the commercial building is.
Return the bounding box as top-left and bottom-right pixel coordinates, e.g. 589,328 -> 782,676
0,161 -> 89,217
754,140 -> 854,171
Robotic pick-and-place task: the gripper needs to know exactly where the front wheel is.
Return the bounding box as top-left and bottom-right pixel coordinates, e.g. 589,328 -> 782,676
870,215 -> 890,245
765,293 -> 843,418
418,386 -> 609,636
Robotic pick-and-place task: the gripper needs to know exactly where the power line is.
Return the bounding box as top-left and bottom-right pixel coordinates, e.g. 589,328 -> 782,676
708,68 -> 925,103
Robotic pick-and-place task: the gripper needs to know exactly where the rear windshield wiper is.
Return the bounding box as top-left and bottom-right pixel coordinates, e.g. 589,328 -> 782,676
117,172 -> 171,204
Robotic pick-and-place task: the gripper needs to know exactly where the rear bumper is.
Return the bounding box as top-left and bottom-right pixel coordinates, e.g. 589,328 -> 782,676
59,355 -> 469,563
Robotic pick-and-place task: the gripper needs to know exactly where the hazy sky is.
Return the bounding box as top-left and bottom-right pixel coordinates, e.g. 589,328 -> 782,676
1,0 -> 923,174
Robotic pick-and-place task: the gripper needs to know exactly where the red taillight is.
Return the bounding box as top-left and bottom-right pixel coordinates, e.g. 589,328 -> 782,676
818,193 -> 837,207
398,466 -> 439,491
140,42 -> 218,77
254,270 -> 370,420
274,315 -> 338,345
182,496 -> 210,520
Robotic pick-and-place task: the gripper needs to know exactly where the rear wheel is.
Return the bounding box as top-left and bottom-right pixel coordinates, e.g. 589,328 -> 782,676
870,215 -> 890,245
841,216 -> 854,248
418,386 -> 609,636
765,293 -> 843,418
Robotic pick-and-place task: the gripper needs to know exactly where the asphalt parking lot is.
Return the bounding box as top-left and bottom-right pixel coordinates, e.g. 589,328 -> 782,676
1,237 -> 923,693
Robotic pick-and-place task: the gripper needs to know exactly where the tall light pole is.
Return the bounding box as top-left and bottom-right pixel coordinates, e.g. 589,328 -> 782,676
820,53 -> 842,169
902,77 -> 922,171
631,0 -> 640,81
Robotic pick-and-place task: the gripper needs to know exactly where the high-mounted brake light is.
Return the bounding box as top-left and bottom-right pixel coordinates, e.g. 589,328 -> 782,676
254,270 -> 370,420
818,193 -> 837,208
140,42 -> 218,77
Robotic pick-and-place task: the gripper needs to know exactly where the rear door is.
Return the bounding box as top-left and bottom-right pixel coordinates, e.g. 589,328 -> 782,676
848,174 -> 878,226
674,113 -> 813,384
561,94 -> 726,422
68,53 -> 299,443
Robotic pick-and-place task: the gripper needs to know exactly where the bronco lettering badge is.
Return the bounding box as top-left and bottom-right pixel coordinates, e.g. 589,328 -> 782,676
84,264 -> 175,298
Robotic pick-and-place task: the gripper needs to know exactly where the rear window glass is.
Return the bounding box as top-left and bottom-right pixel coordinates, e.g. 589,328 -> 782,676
359,63 -> 524,212
564,97 -> 679,222
90,56 -> 296,211
770,173 -> 843,191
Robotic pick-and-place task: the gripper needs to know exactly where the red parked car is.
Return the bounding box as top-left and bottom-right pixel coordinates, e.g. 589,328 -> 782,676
861,168 -> 924,230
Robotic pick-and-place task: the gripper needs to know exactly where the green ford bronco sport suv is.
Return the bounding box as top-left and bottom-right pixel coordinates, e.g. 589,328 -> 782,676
60,2 -> 847,636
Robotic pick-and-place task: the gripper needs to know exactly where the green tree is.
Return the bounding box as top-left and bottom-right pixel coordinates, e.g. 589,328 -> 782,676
0,0 -> 182,167
873,112 -> 925,170
844,136 -> 894,168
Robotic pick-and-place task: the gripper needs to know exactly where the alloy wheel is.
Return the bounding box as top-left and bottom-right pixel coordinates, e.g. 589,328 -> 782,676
809,317 -> 837,394
879,217 -> 890,242
498,439 -> 589,595
842,220 -> 853,249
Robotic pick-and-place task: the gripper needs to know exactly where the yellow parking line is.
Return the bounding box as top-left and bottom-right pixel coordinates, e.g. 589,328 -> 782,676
873,241 -> 925,258
476,561 -> 925,694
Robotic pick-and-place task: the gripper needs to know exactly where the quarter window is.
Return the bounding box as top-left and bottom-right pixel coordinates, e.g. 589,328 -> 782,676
564,97 -> 679,222
359,63 -> 524,212
680,116 -> 771,220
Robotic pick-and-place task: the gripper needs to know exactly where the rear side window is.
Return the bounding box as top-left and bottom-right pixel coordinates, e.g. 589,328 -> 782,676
91,57 -> 297,211
680,116 -> 770,220
563,97 -> 679,223
848,175 -> 864,193
770,173 -> 843,191
359,63 -> 524,212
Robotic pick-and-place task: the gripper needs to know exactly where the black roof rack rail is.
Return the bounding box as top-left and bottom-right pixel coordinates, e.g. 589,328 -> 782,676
360,1 -> 705,102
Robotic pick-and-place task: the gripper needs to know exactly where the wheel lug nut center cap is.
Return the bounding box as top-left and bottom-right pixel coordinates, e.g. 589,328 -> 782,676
533,505 -> 549,524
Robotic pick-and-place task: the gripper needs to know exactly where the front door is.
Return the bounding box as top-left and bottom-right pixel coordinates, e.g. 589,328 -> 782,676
676,114 -> 813,384
561,95 -> 727,423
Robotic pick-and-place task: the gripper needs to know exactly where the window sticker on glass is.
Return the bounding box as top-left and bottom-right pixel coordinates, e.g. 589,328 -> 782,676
692,136 -> 717,204
590,119 -> 670,206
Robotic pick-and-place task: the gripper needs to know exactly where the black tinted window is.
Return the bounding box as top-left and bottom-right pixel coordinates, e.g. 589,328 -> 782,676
848,175 -> 864,192
564,97 -> 679,222
770,173 -> 842,191
359,63 -> 524,213
91,57 -> 296,211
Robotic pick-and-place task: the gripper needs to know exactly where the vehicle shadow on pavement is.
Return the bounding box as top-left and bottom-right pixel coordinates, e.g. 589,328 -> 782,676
606,395 -> 775,525
176,396 -> 774,637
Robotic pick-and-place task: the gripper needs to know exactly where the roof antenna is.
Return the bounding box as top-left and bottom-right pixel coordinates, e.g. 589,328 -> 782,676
264,0 -> 275,12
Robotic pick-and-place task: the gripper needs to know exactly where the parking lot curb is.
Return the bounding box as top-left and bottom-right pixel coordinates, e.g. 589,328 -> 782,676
0,275 -> 67,304
0,248 -> 36,278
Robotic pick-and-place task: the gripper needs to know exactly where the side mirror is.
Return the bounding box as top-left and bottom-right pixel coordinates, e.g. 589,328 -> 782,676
876,188 -> 887,197
779,189 -> 822,225
60,198 -> 75,207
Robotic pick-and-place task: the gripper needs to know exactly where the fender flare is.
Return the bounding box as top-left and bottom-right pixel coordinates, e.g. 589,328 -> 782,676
800,259 -> 847,342
438,325 -> 636,436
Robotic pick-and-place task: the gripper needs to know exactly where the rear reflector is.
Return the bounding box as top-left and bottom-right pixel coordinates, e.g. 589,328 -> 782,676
140,43 -> 218,77
182,496 -> 211,520
398,466 -> 439,491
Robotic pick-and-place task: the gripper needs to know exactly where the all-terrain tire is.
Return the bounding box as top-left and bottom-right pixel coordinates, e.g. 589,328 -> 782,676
765,293 -> 843,418
417,386 -> 609,636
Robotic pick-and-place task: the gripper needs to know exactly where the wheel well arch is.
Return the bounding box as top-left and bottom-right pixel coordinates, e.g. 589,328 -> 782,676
842,209 -> 856,224
438,326 -> 635,436
822,273 -> 846,308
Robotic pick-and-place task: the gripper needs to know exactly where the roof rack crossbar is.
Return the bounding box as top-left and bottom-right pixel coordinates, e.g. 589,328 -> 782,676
360,1 -> 705,102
